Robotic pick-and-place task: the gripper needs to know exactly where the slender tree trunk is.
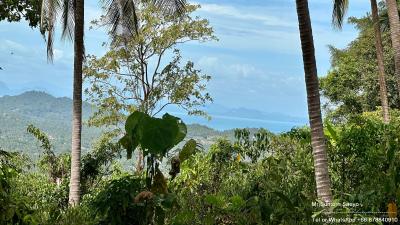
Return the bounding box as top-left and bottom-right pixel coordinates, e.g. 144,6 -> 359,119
385,0 -> 400,97
371,0 -> 391,123
295,0 -> 332,204
136,149 -> 144,172
68,0 -> 84,206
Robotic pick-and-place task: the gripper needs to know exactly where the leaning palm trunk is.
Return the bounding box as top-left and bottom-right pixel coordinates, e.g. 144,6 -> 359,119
295,0 -> 332,204
385,0 -> 400,97
371,0 -> 390,123
68,0 -> 84,206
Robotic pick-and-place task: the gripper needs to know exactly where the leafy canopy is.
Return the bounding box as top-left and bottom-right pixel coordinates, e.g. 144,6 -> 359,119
84,2 -> 216,129
320,16 -> 400,121
0,0 -> 41,27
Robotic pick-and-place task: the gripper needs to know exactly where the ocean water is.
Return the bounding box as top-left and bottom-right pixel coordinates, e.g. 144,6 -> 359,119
178,113 -> 308,133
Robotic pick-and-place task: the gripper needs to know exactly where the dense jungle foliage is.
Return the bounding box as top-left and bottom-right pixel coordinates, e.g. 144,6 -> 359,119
1,110 -> 400,224
1,0 -> 400,224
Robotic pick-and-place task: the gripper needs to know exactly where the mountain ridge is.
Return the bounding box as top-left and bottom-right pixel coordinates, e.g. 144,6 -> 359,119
0,91 -> 246,156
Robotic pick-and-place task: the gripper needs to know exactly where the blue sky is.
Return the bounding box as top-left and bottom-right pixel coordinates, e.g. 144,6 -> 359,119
0,0 -> 370,120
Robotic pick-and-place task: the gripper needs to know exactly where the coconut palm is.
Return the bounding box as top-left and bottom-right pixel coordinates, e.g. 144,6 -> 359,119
385,0 -> 400,97
295,0 -> 333,204
40,0 -> 83,206
40,0 -> 186,206
332,0 -> 390,123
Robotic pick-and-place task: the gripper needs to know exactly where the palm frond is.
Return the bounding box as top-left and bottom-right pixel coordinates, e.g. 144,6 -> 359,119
153,0 -> 186,14
380,8 -> 390,32
40,0 -> 62,62
61,0 -> 75,41
101,0 -> 186,41
332,0 -> 349,29
101,0 -> 139,39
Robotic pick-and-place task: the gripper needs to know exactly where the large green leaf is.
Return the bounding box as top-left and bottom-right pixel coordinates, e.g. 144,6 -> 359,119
162,113 -> 187,145
138,115 -> 179,156
120,111 -> 148,159
125,111 -> 148,135
120,112 -> 187,158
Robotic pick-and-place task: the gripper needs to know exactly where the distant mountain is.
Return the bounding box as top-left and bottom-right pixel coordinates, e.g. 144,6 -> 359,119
0,91 -> 305,158
0,91 -> 101,157
0,91 -> 242,157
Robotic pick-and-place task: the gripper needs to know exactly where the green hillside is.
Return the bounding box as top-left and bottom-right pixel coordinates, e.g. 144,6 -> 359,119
0,91 -> 101,157
0,91 -> 237,157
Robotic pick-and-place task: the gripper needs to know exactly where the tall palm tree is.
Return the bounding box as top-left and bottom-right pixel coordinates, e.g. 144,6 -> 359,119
295,0 -> 332,204
69,0 -> 84,206
371,0 -> 391,123
41,0 -> 186,206
41,0 -> 84,206
332,0 -> 390,123
385,0 -> 400,97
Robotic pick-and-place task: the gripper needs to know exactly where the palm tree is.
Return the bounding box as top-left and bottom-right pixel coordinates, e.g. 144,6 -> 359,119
69,0 -> 84,206
41,0 -> 186,206
332,0 -> 390,123
40,0 -> 83,206
385,0 -> 400,97
295,0 -> 333,204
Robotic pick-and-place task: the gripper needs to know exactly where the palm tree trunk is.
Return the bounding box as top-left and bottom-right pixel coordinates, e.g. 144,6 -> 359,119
385,0 -> 400,98
68,0 -> 84,206
295,0 -> 332,204
371,0 -> 390,123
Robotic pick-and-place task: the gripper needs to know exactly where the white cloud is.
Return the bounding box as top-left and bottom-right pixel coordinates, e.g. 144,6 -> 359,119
197,56 -> 261,78
228,64 -> 259,78
198,3 -> 295,28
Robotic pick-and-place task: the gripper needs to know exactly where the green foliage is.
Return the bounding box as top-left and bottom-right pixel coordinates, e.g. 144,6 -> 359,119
0,151 -> 69,225
320,16 -> 400,121
55,206 -> 96,225
81,132 -> 123,195
120,111 -> 187,158
1,124 -> 128,225
178,139 -> 202,162
0,0 -> 42,27
140,113 -> 186,157
118,111 -> 194,224
84,3 -> 215,129
90,175 -> 147,225
169,139 -> 203,180
27,124 -> 70,182
170,134 -> 317,225
234,128 -> 269,163
0,153 -> 23,224
4,112 -> 400,224
27,124 -> 52,151
326,111 -> 400,211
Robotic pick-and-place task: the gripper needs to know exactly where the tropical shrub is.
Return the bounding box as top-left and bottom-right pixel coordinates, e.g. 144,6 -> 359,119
326,111 -> 400,213
170,130 -> 317,225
